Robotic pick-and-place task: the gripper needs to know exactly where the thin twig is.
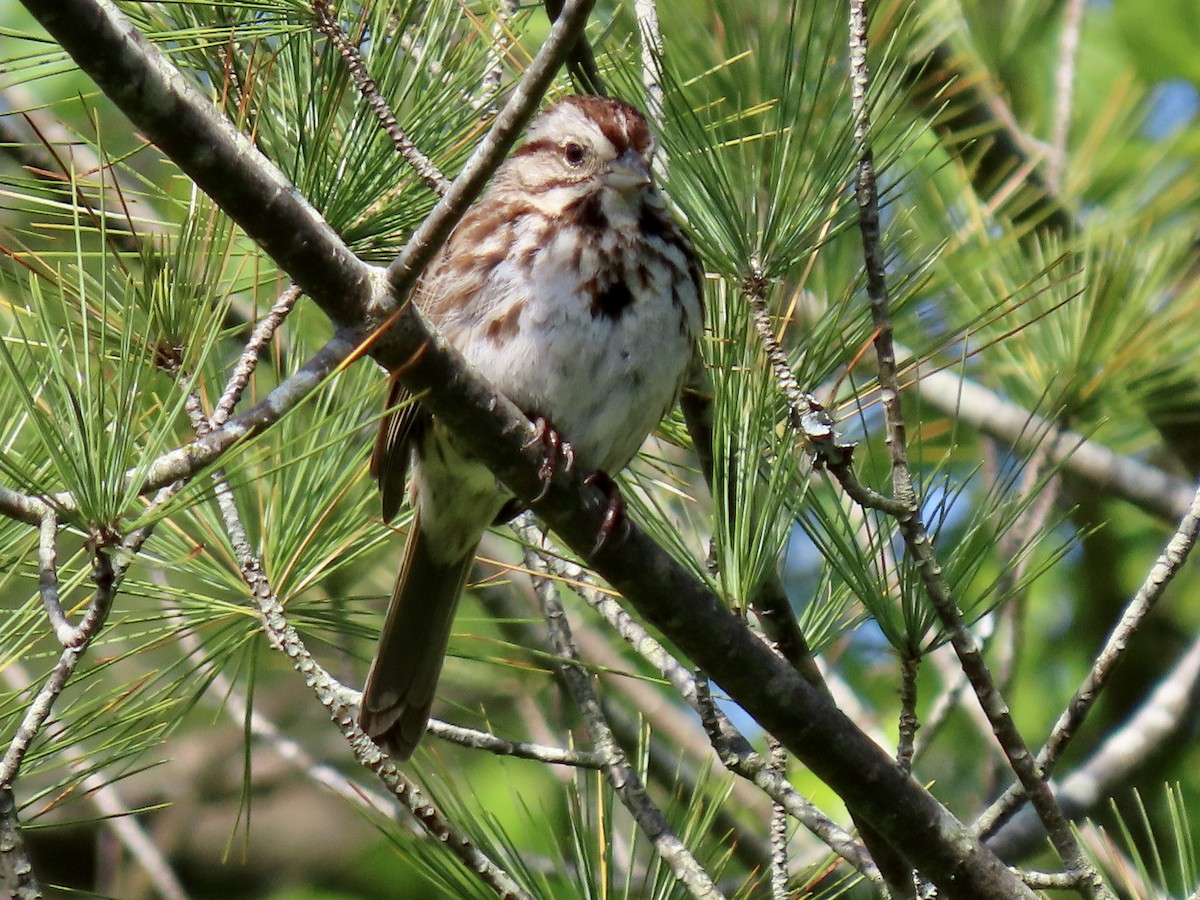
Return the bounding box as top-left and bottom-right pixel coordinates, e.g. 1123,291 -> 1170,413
166,607 -> 398,818
1047,0 -> 1086,192
848,3 -> 913,509
35,512 -> 72,644
913,645 -> 1000,766
848,3 -> 1105,896
311,0 -> 448,195
513,518 -> 883,885
138,329 -> 362,497
209,470 -> 532,899
0,551 -> 114,787
173,327 -> 533,896
1019,868 -> 1082,890
0,787 -> 40,900
479,0 -> 520,110
741,285 -> 845,684
1,662 -> 188,900
522,539 -> 724,899
986,632 -> 1200,860
768,737 -> 789,899
211,284 -> 302,428
425,720 -> 605,767
976,478 -> 1200,840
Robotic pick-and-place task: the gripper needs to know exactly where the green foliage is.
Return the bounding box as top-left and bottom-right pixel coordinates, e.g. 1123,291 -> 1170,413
3,0 -> 1200,897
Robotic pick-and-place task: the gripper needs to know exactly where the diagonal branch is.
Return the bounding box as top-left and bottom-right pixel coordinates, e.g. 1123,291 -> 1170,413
512,519 -> 881,885
311,0 -> 448,195
848,1 -> 1102,895
975,478 -> 1200,841
987,632 -> 1200,860
207,453 -> 531,898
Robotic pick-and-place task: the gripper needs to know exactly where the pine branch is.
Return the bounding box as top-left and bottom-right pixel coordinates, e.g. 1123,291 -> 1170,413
987,632 -> 1200,860
915,361 -> 1195,523
976,479 -> 1200,841
523,535 -> 723,899
849,1 -> 1102,895
16,2 -> 1047,893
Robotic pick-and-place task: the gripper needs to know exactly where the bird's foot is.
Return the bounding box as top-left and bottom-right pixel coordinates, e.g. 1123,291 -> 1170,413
525,415 -> 575,502
585,470 -> 628,556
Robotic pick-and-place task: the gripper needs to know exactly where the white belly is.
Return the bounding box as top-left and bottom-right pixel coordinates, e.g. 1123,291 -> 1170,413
452,224 -> 700,474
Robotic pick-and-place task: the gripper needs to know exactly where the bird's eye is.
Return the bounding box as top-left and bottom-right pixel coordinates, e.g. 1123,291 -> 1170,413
563,142 -> 587,167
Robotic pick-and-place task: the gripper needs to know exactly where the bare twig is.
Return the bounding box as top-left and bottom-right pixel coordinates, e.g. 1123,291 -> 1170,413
35,512 -> 71,643
478,555 -> 776,873
1,550 -> 115,787
987,632 -> 1200,860
523,539 -> 724,899
479,0 -> 521,110
209,470 -> 532,898
976,479 -> 1200,840
426,719 -> 605,767
0,787 -> 40,900
311,0 -> 448,195
848,3 -> 1104,896
139,329 -> 362,497
211,284 -> 302,428
768,737 -> 789,899
1019,868 -> 1082,890
514,519 -> 883,884
1,663 -> 188,900
1047,0 -> 1086,191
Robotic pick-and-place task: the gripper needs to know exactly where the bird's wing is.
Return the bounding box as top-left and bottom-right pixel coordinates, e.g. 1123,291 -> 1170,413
371,374 -> 426,523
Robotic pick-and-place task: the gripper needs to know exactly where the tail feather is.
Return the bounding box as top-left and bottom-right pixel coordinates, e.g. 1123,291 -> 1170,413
360,512 -> 478,760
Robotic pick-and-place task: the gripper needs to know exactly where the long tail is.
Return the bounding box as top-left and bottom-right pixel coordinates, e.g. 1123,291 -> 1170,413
359,511 -> 479,760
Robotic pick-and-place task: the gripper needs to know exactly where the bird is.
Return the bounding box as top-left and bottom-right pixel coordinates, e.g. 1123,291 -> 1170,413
359,95 -> 703,760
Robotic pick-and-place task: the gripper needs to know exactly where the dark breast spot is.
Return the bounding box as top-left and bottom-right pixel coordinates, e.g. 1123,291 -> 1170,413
485,300 -> 525,343
567,191 -> 608,230
591,280 -> 634,321
638,203 -> 668,238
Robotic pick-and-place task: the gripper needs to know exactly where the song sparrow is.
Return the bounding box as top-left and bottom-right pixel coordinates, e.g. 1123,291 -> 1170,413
360,95 -> 703,759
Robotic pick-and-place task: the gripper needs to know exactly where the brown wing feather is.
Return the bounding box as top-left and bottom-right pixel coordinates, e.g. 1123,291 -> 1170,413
371,374 -> 425,523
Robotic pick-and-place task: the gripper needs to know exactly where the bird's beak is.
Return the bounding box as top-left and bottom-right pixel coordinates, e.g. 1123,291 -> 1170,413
605,150 -> 652,193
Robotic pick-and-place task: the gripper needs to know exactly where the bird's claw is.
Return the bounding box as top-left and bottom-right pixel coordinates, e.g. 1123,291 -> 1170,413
525,415 -> 575,502
585,470 -> 627,556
